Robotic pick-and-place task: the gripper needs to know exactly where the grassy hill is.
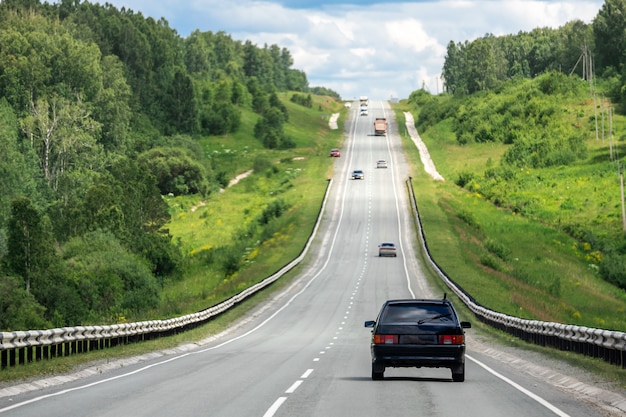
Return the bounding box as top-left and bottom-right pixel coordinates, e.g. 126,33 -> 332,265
158,93 -> 345,317
393,75 -> 626,333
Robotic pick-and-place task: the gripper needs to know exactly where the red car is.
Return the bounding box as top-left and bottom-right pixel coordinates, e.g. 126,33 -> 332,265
330,149 -> 341,157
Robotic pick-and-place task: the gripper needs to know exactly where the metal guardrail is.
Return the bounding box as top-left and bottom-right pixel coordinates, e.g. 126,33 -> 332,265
406,177 -> 626,368
0,179 -> 334,369
2,177 -> 625,369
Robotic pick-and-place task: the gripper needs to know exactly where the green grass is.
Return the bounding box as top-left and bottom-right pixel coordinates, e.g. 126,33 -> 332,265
392,98 -> 626,332
156,94 -> 344,317
394,102 -> 626,388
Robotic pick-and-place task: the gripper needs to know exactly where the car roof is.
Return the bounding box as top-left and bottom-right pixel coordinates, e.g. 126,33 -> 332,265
383,298 -> 451,306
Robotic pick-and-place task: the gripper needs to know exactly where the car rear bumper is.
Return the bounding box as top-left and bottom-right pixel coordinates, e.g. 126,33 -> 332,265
372,345 -> 465,368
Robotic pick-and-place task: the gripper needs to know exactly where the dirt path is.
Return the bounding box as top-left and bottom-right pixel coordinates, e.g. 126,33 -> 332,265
191,169 -> 253,212
404,112 -> 444,181
329,113 -> 339,130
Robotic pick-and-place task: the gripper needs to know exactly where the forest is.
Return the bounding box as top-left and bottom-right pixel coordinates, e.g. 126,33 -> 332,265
0,0 -> 338,330
442,0 -> 625,109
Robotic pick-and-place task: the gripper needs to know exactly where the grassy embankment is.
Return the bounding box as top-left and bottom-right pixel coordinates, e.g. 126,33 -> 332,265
159,94 -> 346,316
392,95 -> 626,387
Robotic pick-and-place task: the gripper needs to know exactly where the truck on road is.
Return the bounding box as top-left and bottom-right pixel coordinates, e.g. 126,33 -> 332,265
374,118 -> 387,136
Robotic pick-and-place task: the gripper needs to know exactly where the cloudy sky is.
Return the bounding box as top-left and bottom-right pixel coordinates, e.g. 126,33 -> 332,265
98,0 -> 604,100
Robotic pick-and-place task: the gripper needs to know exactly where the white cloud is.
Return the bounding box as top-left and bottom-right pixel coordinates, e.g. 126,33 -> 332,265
386,18 -> 442,54
79,1 -> 606,99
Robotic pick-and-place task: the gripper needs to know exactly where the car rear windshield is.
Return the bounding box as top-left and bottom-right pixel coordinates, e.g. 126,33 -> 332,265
380,304 -> 452,324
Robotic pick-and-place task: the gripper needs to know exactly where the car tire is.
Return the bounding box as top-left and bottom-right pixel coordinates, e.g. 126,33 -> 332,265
372,363 -> 385,380
451,364 -> 465,382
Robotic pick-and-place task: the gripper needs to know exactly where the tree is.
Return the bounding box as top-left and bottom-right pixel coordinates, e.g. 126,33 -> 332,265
138,147 -> 210,196
107,157 -> 179,275
464,35 -> 507,93
593,0 -> 626,72
94,55 -> 132,152
0,98 -> 39,227
442,41 -> 467,94
0,275 -> 48,331
20,94 -> 103,191
62,230 -> 160,320
184,30 -> 211,74
164,69 -> 197,134
254,107 -> 293,149
6,197 -> 56,292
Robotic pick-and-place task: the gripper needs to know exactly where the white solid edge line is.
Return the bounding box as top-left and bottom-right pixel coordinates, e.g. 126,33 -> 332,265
466,354 -> 571,417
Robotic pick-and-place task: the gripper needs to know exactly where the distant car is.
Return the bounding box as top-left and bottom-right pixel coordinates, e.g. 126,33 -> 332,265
330,149 -> 341,157
376,160 -> 388,168
360,108 -> 368,116
352,169 -> 365,180
378,242 -> 396,257
364,297 -> 471,381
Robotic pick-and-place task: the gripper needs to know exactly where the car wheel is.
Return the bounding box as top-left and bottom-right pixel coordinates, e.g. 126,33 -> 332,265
372,363 -> 385,380
451,364 -> 465,382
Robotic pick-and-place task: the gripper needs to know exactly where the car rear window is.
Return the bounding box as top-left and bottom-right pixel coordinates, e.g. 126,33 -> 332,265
380,304 -> 452,323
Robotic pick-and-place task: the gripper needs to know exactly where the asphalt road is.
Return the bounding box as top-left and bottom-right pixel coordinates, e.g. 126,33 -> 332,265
0,101 -> 622,417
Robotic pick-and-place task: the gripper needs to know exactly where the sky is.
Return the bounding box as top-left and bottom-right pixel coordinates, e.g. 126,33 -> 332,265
95,0 -> 604,100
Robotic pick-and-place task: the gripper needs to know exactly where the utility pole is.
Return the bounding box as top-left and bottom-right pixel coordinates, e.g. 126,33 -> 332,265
610,103 -> 614,161
594,93 -> 599,141
601,95 -> 605,145
585,45 -> 593,95
620,163 -> 626,232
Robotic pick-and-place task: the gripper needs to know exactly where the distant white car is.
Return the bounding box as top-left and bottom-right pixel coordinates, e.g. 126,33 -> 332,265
360,108 -> 368,116
377,160 -> 388,168
378,242 -> 397,257
352,169 -> 365,180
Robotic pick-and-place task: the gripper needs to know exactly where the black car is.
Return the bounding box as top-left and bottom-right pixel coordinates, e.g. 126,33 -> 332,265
364,297 -> 471,381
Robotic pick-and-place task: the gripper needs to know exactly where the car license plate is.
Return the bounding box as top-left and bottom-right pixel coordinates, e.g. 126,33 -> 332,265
400,335 -> 436,344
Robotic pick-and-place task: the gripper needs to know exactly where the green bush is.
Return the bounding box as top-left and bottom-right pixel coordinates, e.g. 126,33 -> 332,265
455,171 -> 474,187
62,230 -> 160,321
259,199 -> 290,225
480,253 -> 503,271
599,253 -> 626,290
485,238 -> 511,261
139,147 -> 211,196
0,275 -> 49,331
457,209 -> 480,229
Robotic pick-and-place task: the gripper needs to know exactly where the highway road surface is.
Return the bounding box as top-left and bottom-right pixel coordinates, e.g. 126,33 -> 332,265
1,101 -> 624,417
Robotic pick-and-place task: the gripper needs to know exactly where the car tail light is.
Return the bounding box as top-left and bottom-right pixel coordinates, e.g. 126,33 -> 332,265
373,334 -> 398,344
438,335 -> 464,345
